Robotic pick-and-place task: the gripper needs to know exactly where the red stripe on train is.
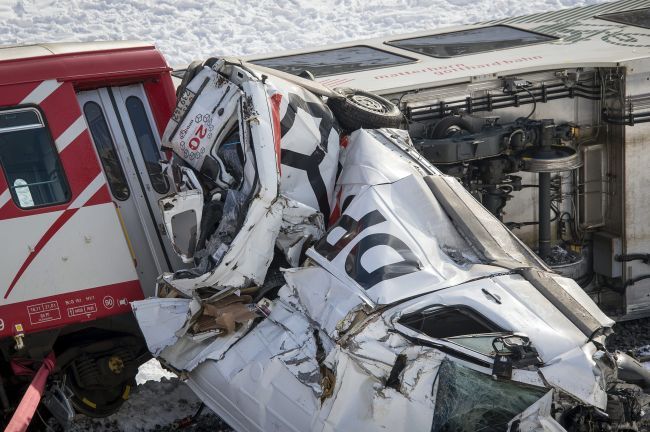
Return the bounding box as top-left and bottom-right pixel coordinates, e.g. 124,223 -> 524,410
39,83 -> 80,139
270,93 -> 283,175
0,280 -> 143,339
0,82 -> 41,107
4,208 -> 79,299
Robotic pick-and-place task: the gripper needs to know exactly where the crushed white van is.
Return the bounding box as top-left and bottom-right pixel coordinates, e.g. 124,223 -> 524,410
132,2 -> 650,426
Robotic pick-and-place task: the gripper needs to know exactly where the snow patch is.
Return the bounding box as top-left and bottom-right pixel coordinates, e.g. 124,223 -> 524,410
135,359 -> 177,385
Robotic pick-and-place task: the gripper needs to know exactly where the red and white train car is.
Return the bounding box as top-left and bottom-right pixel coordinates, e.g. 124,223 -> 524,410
0,41 -> 179,420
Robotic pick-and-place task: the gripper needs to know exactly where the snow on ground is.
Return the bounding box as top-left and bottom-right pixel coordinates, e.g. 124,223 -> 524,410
0,0 -> 611,67
1,0 -> 618,430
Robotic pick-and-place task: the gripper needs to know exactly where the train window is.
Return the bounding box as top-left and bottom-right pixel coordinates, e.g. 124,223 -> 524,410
0,107 -> 70,209
83,102 -> 130,201
596,8 -> 650,29
125,96 -> 169,194
386,25 -> 556,58
250,46 -> 416,77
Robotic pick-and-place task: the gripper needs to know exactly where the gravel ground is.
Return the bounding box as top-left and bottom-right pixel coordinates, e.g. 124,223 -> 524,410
607,317 -> 650,359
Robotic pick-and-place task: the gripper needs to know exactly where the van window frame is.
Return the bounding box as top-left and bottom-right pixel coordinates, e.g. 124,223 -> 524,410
0,104 -> 71,210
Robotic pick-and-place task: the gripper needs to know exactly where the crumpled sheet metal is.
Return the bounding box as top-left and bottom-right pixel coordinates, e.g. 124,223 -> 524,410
159,189 -> 204,263
277,199 -> 324,267
309,173 -> 504,305
165,66 -> 242,188
508,390 -> 566,432
271,79 -> 340,218
134,295 -> 255,373
539,343 -> 608,410
183,308 -> 445,432
161,67 -> 337,295
131,298 -> 191,357
282,266 -> 370,339
133,61 -> 622,431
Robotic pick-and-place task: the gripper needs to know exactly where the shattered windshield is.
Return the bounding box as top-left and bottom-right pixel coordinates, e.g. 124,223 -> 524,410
432,359 -> 546,431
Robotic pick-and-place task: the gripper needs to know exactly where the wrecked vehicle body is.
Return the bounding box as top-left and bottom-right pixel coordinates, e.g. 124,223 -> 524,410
132,56 -> 649,431
157,58 -> 338,294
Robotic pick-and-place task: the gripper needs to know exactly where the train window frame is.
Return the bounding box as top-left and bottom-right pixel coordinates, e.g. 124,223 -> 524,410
0,105 -> 71,209
595,7 -> 650,29
249,45 -> 418,77
124,96 -> 170,195
385,24 -> 558,58
83,101 -> 131,201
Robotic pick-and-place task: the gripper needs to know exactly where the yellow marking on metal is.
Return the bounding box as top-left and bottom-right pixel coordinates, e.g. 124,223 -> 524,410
114,204 -> 137,267
122,385 -> 131,400
82,398 -> 97,409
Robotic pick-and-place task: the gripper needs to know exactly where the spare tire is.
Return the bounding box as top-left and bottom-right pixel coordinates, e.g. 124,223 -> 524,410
327,88 -> 404,132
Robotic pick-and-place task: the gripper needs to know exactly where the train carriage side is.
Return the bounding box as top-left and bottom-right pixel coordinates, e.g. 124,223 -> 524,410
0,41 -> 178,418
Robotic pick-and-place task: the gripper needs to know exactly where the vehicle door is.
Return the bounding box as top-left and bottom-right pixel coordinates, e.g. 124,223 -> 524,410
77,85 -> 182,296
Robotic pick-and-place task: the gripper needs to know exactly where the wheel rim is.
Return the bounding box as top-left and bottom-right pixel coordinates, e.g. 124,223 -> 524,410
350,94 -> 388,113
66,369 -> 133,418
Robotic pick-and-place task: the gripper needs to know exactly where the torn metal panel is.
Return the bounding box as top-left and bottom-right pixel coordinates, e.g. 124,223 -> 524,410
131,298 -> 191,357
282,266 -> 370,338
165,66 -> 242,189
159,189 -> 204,263
276,199 -> 324,267
317,347 -> 436,432
539,343 -> 608,410
270,79 -> 340,217
165,198 -> 284,295
508,391 -> 567,432
309,173 -> 504,305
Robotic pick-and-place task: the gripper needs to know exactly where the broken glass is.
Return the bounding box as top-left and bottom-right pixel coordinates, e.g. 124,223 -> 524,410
431,359 -> 546,432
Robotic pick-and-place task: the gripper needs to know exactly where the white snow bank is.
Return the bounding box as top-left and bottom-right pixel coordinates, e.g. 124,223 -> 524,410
1,0 -> 611,67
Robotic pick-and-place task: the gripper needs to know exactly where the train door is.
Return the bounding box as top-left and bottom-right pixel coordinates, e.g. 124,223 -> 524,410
77,85 -> 181,296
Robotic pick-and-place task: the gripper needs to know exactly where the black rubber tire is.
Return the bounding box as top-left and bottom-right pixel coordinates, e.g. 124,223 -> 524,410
67,372 -> 135,418
327,88 -> 404,132
175,60 -> 204,99
427,115 -> 473,139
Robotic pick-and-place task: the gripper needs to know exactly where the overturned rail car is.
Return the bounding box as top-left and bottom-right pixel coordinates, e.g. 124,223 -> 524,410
241,0 -> 650,320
